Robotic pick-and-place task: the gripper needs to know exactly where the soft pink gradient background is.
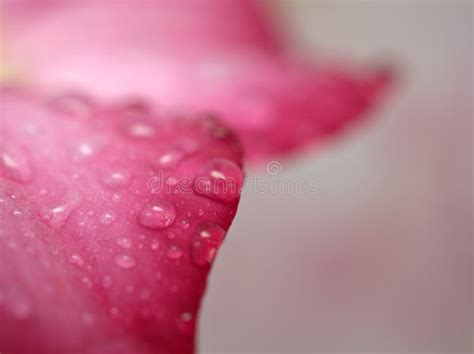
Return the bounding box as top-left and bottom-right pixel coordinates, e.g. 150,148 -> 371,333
200,1 -> 472,352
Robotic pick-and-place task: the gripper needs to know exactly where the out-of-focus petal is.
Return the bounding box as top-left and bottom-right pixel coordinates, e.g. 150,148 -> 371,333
2,0 -> 392,161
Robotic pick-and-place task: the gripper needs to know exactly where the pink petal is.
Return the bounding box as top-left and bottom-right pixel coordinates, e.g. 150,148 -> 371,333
2,0 -> 392,160
0,89 -> 243,354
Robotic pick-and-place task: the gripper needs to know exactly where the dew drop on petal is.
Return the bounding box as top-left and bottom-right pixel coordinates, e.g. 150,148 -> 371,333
191,223 -> 226,267
138,199 -> 176,229
152,148 -> 185,169
115,254 -> 136,269
49,93 -> 95,119
69,254 -> 85,267
116,101 -> 160,137
100,211 -> 117,225
116,237 -> 132,249
167,245 -> 183,260
177,311 -> 195,336
150,238 -> 160,250
101,171 -> 131,189
41,199 -> 80,229
194,158 -> 243,202
0,149 -> 33,183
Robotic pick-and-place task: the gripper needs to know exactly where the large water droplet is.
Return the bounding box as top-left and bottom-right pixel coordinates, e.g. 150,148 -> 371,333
138,199 -> 176,229
41,198 -> 80,228
0,149 -> 33,183
191,223 -> 226,267
115,254 -> 136,269
194,158 -> 243,202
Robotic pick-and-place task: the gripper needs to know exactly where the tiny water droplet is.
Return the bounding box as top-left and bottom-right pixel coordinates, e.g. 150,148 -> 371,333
76,143 -> 95,157
138,199 -> 176,229
116,237 -> 132,249
101,171 -> 131,189
49,93 -> 95,119
177,311 -> 194,336
69,254 -> 85,267
167,245 -> 183,260
180,219 -> 190,230
100,211 -> 117,225
153,149 -> 185,169
150,239 -> 160,250
0,149 -> 33,182
194,158 -> 243,202
115,254 -> 136,269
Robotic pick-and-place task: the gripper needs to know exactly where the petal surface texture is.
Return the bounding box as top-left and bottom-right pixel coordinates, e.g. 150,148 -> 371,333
0,89 -> 244,354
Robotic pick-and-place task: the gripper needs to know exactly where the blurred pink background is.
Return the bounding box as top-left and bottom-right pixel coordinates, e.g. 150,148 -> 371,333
200,1 -> 472,352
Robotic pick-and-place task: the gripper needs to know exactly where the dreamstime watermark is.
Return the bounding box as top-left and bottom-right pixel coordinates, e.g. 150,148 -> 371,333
147,161 -> 318,195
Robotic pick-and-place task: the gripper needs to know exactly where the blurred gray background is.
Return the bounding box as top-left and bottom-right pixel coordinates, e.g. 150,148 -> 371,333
200,1 -> 472,353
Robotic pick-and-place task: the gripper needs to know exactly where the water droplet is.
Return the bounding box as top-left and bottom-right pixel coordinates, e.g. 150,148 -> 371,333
101,170 -> 131,189
0,149 -> 33,182
191,223 -> 226,267
167,245 -> 183,260
194,158 -> 243,202
128,123 -> 156,138
176,311 -> 194,336
49,93 -> 95,119
153,149 -> 185,169
138,199 -> 176,229
180,219 -> 190,230
100,211 -> 117,225
150,239 -> 160,250
115,254 -> 136,269
76,143 -> 95,157
41,198 -> 80,228
12,210 -> 22,217
116,237 -> 132,249
181,312 -> 193,322
82,276 -> 93,288
69,254 -> 85,267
